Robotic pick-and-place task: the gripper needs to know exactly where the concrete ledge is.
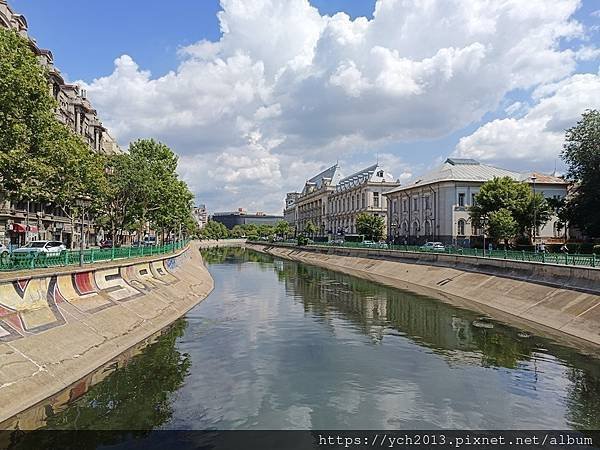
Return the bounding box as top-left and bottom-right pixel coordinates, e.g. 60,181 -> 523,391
247,243 -> 600,351
0,241 -> 213,426
287,244 -> 600,295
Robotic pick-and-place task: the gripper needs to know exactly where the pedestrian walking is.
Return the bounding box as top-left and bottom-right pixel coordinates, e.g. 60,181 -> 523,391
561,243 -> 569,254
539,241 -> 546,253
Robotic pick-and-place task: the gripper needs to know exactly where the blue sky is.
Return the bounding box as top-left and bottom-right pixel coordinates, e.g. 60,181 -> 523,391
10,0 -> 600,213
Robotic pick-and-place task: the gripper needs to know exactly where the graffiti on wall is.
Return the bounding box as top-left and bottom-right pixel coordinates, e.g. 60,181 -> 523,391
0,257 -> 181,342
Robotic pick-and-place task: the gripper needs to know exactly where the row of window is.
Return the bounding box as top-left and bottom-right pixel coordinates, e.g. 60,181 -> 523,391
331,192 -> 381,214
391,195 -> 432,213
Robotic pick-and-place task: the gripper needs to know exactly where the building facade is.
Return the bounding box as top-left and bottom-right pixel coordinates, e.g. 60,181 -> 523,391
212,209 -> 284,229
0,0 -> 121,248
295,165 -> 340,237
383,158 -> 568,246
192,205 -> 208,230
283,193 -> 300,234
285,163 -> 400,239
328,164 -> 400,235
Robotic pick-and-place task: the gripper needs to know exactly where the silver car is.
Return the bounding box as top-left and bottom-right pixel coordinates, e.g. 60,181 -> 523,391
12,240 -> 66,257
420,241 -> 446,251
0,243 -> 9,258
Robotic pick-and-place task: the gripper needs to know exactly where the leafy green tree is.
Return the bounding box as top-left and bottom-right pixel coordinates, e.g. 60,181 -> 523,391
230,225 -> 245,238
129,139 -> 178,236
96,154 -> 138,243
200,221 -> 229,240
43,122 -> 106,247
275,220 -> 292,239
242,224 -> 258,239
561,109 -> 600,237
0,28 -> 60,202
487,208 -> 518,247
257,224 -> 275,238
356,213 -> 385,241
304,220 -> 317,238
470,176 -> 552,242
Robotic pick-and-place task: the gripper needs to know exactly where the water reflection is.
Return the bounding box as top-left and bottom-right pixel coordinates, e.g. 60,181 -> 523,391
44,320 -> 190,431
201,246 -> 600,429
276,259 -> 539,369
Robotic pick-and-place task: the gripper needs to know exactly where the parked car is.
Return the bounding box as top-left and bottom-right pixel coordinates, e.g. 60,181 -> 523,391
363,240 -> 388,249
12,241 -> 66,259
420,241 -> 446,251
330,238 -> 345,246
143,236 -> 157,247
99,239 -> 120,249
0,243 -> 9,258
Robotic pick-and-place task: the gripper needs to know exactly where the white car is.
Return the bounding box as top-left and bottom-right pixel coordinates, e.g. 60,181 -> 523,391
420,241 -> 446,251
0,243 -> 9,258
12,240 -> 66,258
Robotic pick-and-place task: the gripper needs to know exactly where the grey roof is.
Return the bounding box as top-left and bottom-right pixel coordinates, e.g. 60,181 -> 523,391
384,158 -> 566,195
302,164 -> 339,194
308,164 -> 337,186
335,163 -> 396,192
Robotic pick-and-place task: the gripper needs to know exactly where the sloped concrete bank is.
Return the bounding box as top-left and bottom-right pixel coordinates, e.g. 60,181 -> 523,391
0,241 -> 213,425
246,243 -> 600,350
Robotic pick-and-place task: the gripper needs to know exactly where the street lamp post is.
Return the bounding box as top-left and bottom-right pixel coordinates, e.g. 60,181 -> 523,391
531,175 -> 537,251
75,196 -> 92,267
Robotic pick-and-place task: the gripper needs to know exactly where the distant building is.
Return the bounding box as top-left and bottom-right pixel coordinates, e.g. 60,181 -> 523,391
192,205 -> 208,229
383,158 -> 568,246
283,193 -> 300,234
211,209 -> 283,229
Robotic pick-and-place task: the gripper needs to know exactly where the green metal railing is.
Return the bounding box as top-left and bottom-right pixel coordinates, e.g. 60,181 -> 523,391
0,239 -> 190,272
248,240 -> 598,268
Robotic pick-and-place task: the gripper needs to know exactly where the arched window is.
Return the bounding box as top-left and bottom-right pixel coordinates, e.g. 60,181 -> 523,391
424,221 -> 431,236
412,220 -> 420,236
457,219 -> 466,236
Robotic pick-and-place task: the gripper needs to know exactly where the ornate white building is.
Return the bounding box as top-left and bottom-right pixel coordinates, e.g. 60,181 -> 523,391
295,165 -> 340,236
285,163 -> 400,239
328,164 -> 400,235
383,158 -> 569,246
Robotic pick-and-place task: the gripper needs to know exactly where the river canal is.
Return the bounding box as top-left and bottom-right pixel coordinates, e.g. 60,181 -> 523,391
40,247 -> 600,430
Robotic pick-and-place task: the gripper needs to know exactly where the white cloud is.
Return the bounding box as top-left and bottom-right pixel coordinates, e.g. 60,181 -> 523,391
454,72 -> 600,165
80,0 -> 587,212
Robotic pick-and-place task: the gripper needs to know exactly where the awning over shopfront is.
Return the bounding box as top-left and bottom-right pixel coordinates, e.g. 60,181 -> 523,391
10,223 -> 38,233
11,223 -> 26,233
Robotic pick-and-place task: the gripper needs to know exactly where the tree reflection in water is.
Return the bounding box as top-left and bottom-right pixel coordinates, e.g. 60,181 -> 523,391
44,319 -> 191,431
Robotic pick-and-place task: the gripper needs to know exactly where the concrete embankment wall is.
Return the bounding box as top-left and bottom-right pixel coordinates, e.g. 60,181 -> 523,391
247,243 -> 600,350
0,241 -> 212,425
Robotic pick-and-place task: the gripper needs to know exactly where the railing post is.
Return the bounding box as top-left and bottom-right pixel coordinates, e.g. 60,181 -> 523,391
522,250 -> 525,261
542,252 -> 545,264
64,250 -> 69,265
128,246 -> 132,258
593,253 -> 596,268
91,248 -> 95,264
